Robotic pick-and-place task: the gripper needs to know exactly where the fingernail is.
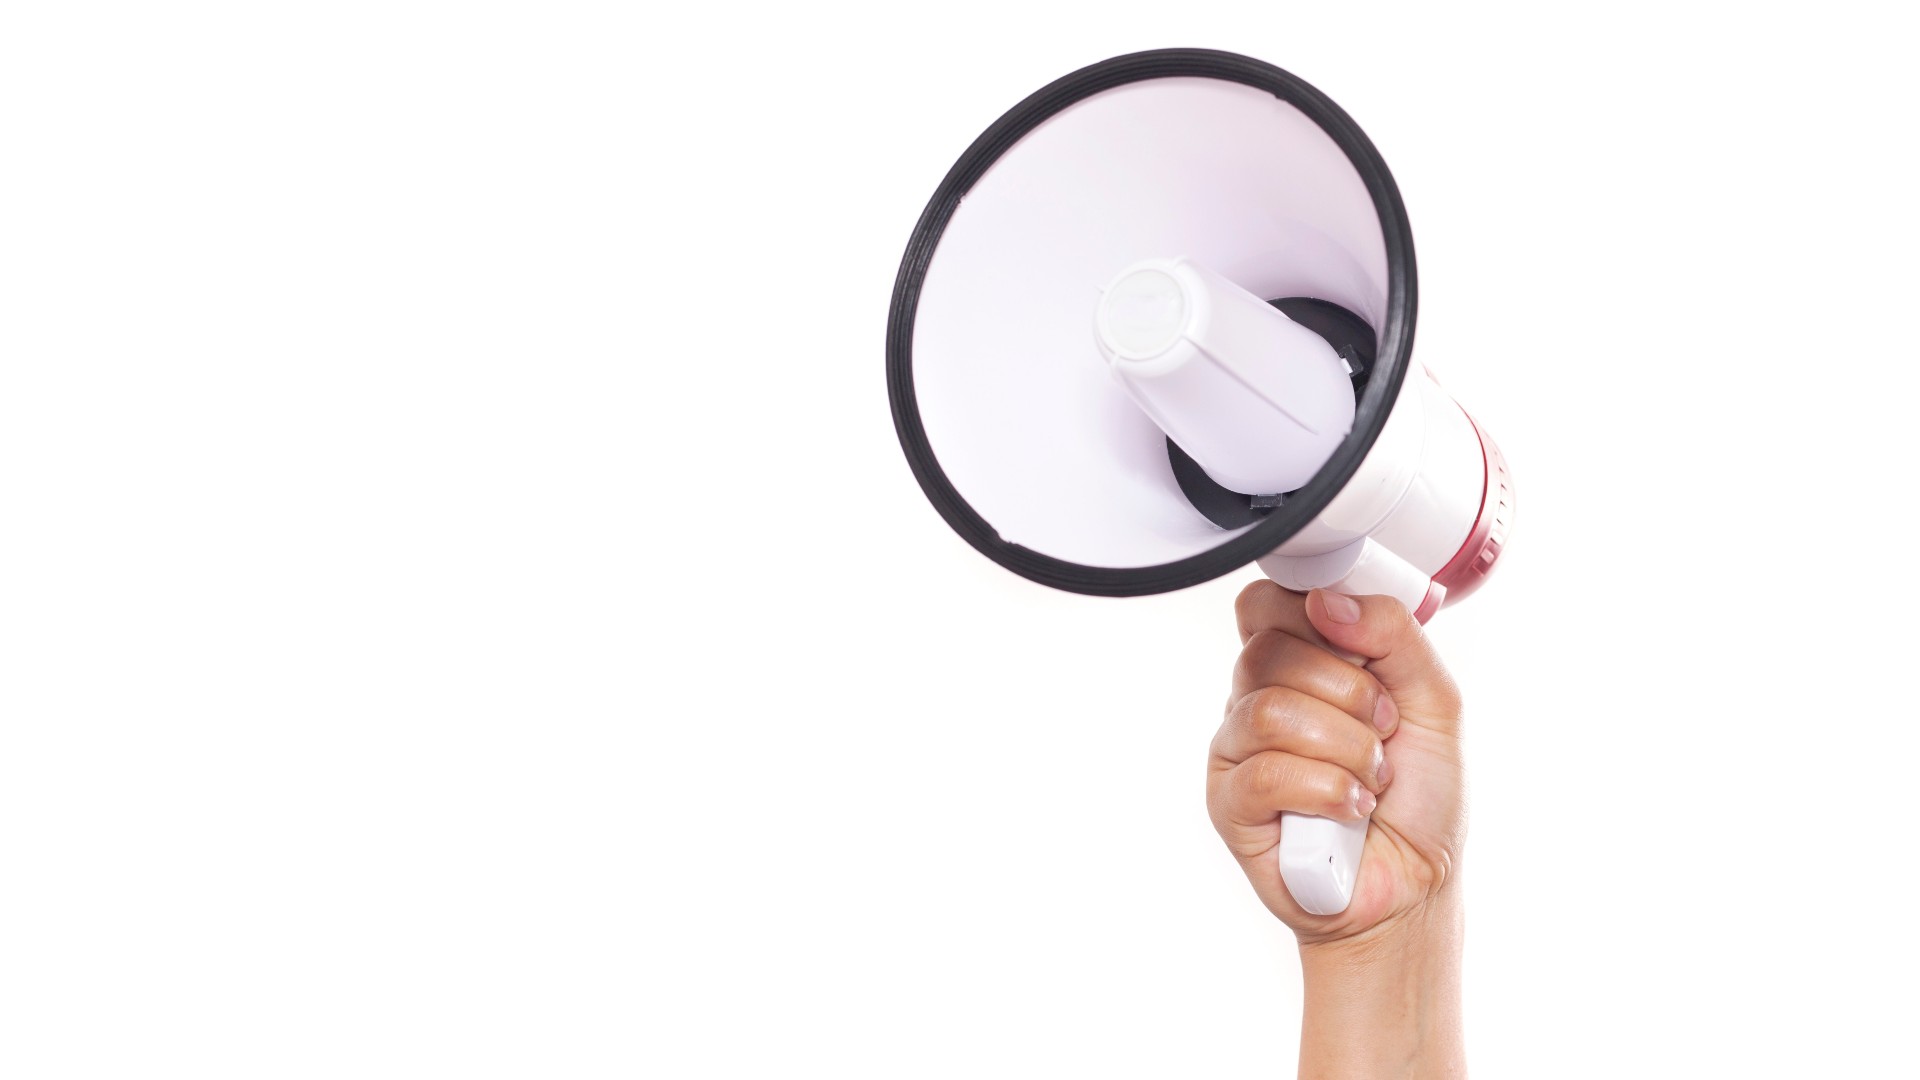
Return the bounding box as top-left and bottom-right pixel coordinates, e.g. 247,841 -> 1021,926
1375,750 -> 1394,788
1320,590 -> 1361,624
1354,785 -> 1377,817
1373,693 -> 1398,734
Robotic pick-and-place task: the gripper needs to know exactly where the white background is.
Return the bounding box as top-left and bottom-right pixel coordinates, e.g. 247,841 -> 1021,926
2,3 -> 1916,1077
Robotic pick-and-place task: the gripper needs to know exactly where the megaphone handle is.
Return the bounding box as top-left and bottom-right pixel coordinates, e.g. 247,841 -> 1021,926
1277,813 -> 1370,916
1257,537 -> 1438,621
1259,543 -> 1432,915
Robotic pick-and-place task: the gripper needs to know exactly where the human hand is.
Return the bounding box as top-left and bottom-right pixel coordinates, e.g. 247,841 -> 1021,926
1209,582 -> 1469,1076
1207,581 -> 1466,945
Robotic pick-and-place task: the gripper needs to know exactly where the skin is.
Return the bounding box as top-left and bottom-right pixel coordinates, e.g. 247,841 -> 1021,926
1208,582 -> 1467,1079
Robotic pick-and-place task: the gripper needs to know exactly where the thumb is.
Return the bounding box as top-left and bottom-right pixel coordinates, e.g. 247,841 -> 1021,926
1305,589 -> 1463,733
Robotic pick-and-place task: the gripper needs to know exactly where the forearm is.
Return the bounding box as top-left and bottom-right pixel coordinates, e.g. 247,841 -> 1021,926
1297,894 -> 1465,1079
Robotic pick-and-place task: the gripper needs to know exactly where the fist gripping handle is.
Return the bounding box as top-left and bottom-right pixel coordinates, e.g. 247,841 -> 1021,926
1258,540 -> 1432,915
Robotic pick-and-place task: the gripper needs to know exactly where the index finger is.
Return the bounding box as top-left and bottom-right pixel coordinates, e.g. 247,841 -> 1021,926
1236,576 -> 1390,661
1235,579 -> 1320,646
1235,578 -> 1366,665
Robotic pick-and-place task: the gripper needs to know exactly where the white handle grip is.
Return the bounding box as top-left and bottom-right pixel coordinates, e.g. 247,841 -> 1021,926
1277,815 -> 1369,916
1259,539 -> 1432,915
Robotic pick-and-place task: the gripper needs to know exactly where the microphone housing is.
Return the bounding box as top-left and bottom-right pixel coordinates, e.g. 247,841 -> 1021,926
1093,257 -> 1356,498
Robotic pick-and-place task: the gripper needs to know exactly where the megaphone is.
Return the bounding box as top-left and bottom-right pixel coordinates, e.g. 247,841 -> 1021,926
886,50 -> 1514,915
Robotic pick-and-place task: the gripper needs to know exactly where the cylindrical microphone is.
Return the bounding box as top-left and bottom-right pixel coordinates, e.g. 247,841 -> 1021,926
1093,257 -> 1355,497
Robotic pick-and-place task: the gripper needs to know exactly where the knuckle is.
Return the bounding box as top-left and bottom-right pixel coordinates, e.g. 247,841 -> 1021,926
1359,676 -> 1388,726
1234,628 -> 1291,682
1247,687 -> 1304,744
1273,627 -> 1311,662
1313,767 -> 1353,810
1243,627 -> 1290,658
1376,593 -> 1415,622
1367,593 -> 1418,636
1251,752 -> 1297,800
1332,666 -> 1373,715
1234,579 -> 1274,622
1361,734 -> 1386,781
1347,591 -> 1407,632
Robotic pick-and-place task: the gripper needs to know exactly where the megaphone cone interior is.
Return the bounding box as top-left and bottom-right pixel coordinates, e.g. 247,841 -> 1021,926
889,50 -> 1431,596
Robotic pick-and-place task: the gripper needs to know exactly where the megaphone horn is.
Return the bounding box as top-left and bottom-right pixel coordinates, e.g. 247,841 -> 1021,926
887,48 -> 1514,916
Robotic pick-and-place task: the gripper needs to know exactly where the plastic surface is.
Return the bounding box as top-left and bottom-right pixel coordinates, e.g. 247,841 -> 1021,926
1258,536 -> 1432,614
1262,395 -> 1514,915
1434,411 -> 1516,607
1277,814 -> 1369,917
1271,368 -> 1484,572
1260,565 -> 1396,916
910,74 -> 1390,570
1093,258 -> 1356,496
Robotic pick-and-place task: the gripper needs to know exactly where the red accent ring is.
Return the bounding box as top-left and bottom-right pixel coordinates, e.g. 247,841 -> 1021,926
1432,411 -> 1515,608
1413,581 -> 1446,625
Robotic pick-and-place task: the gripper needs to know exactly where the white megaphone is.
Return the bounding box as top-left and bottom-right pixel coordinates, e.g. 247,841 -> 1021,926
887,50 -> 1514,916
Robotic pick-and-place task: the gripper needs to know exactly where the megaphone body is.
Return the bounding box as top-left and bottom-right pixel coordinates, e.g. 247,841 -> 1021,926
888,50 -> 1513,915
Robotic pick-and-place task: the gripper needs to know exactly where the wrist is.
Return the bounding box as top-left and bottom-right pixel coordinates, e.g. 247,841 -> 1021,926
1296,893 -> 1465,1079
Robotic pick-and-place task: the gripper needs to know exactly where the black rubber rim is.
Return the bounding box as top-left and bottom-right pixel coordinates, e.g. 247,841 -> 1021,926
885,48 -> 1417,596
